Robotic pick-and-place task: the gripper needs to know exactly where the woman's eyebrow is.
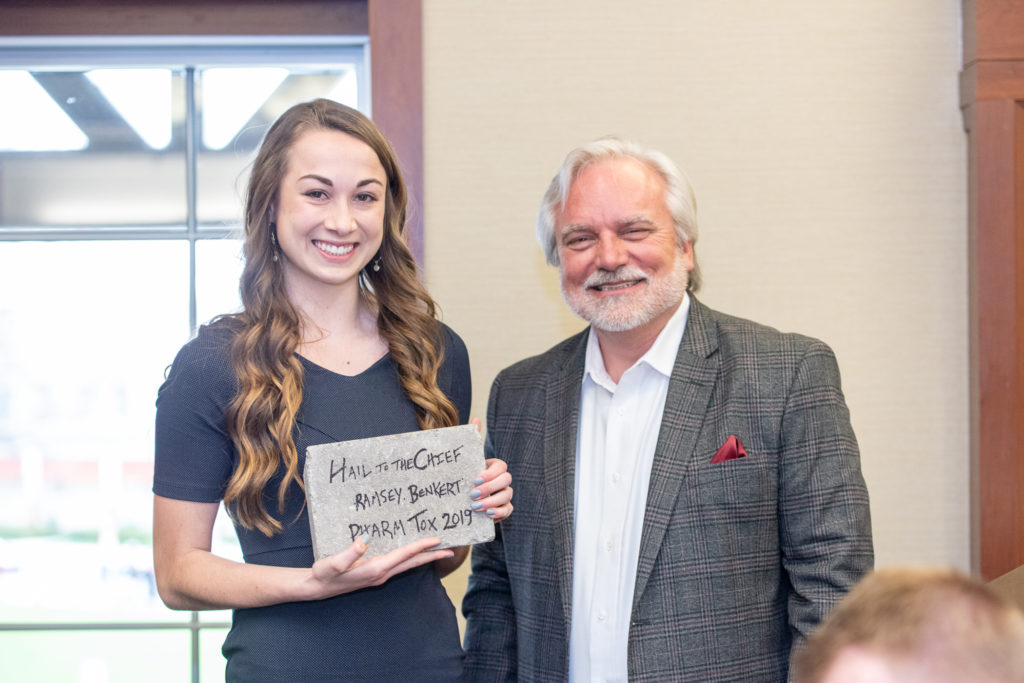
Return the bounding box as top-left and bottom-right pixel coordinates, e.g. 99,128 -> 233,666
296,175 -> 384,188
298,173 -> 333,185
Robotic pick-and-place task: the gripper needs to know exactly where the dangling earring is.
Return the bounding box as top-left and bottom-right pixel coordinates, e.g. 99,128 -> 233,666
270,225 -> 279,262
372,256 -> 382,272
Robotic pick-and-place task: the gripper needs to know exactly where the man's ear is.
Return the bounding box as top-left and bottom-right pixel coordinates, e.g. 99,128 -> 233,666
678,241 -> 695,270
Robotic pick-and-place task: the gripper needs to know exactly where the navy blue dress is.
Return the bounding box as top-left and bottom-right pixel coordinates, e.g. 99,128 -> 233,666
154,321 -> 470,682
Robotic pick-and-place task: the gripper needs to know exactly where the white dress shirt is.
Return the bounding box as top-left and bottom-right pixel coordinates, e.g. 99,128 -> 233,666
569,294 -> 691,683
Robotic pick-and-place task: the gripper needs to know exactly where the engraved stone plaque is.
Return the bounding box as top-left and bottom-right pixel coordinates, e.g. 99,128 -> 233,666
304,424 -> 495,560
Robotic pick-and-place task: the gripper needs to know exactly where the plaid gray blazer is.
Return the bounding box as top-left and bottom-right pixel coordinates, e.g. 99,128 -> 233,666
462,296 -> 873,682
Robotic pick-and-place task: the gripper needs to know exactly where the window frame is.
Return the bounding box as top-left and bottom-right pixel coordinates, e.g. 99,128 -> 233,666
0,35 -> 373,683
0,5 -> 425,679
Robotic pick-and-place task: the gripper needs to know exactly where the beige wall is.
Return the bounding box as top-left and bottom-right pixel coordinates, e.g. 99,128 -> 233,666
422,0 -> 968,607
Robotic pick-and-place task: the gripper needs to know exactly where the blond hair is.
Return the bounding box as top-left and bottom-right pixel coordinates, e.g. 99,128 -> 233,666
793,567 -> 1024,683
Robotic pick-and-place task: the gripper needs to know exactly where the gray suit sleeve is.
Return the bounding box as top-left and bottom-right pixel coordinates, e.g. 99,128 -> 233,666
461,374 -> 518,682
778,340 -> 873,641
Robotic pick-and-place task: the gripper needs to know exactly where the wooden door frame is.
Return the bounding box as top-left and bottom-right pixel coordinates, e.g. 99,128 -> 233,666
962,0 -> 1024,580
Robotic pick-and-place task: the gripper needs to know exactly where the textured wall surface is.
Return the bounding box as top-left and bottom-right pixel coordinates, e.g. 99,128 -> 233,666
420,0 -> 968,613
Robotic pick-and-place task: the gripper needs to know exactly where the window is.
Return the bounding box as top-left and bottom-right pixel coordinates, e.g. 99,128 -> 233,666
0,36 -> 368,682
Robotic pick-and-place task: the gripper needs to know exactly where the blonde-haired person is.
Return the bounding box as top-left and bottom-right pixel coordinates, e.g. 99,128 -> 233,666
792,566 -> 1024,683
153,99 -> 512,682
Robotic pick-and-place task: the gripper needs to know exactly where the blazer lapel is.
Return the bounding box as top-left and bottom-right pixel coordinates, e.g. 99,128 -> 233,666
632,297 -> 720,611
544,330 -> 588,630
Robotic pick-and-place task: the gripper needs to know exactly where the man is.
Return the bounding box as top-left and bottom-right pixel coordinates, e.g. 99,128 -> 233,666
792,567 -> 1024,683
461,137 -> 873,682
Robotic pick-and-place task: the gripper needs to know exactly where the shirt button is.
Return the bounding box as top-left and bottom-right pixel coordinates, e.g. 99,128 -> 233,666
611,473 -> 620,484
598,610 -> 607,621
605,540 -> 613,552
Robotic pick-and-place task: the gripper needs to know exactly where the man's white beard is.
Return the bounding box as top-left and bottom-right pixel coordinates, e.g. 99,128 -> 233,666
560,256 -> 689,332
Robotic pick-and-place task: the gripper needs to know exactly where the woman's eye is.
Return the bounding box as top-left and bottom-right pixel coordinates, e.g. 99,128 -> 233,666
305,189 -> 328,200
355,192 -> 378,203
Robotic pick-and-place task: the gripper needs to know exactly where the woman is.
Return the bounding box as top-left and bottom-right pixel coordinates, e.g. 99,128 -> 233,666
153,99 -> 512,681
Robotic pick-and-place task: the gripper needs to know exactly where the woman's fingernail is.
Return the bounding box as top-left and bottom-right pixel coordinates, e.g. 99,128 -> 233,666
361,533 -> 371,544
471,489 -> 482,499
474,477 -> 484,486
471,501 -> 483,510
486,509 -> 496,517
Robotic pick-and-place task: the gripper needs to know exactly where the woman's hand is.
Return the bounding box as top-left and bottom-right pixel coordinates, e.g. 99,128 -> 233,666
305,535 -> 454,600
465,418 -> 514,522
470,458 -> 514,522
308,535 -> 453,598
154,496 -> 455,610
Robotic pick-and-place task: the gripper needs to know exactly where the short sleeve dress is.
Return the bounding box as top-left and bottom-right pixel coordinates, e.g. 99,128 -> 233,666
153,320 -> 471,682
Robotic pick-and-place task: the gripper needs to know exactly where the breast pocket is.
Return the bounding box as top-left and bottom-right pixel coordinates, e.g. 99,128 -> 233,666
681,452 -> 779,560
691,452 -> 774,503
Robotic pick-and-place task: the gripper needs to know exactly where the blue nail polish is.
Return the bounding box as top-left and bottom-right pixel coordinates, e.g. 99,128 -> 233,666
486,509 -> 496,516
474,477 -> 484,486
471,501 -> 483,510
360,533 -> 370,544
471,489 -> 481,499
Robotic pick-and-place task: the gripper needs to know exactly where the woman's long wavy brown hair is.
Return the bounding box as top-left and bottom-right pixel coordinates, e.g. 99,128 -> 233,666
218,99 -> 459,536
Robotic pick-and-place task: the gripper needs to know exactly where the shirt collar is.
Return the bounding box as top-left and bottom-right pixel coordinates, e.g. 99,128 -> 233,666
584,292 -> 691,388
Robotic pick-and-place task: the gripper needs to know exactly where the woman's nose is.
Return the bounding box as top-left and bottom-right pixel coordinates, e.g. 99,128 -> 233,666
324,202 -> 354,232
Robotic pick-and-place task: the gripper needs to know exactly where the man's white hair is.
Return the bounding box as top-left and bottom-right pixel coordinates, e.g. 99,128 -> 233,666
535,136 -> 701,291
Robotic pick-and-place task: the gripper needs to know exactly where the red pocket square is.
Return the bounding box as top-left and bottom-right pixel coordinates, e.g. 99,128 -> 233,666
710,435 -> 748,464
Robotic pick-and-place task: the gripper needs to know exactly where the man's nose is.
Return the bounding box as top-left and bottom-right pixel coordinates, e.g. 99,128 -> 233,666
595,233 -> 627,270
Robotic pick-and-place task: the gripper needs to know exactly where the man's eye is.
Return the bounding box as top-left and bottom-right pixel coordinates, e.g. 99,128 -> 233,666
623,228 -> 651,239
564,235 -> 593,249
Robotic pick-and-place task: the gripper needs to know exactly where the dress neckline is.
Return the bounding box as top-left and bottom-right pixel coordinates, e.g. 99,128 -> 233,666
295,351 -> 390,379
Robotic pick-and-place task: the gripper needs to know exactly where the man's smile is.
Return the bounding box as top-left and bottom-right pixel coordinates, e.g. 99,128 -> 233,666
590,279 -> 644,292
